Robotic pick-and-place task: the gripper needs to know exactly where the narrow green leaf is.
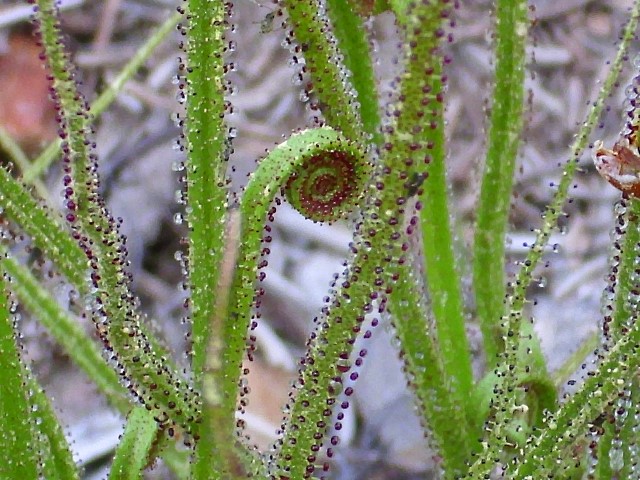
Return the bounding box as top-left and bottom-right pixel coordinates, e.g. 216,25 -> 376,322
0,248 -> 129,411
281,0 -> 364,142
109,407 -> 159,480
387,3 -> 473,473
243,128 -> 371,477
0,276 -> 39,479
183,0 -> 234,475
0,166 -> 86,288
325,0 -> 381,143
27,374 -> 79,480
473,0 -> 528,362
183,0 -> 230,379
33,0 -> 198,435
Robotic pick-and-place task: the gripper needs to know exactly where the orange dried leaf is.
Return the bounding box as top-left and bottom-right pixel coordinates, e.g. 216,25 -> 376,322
0,33 -> 57,152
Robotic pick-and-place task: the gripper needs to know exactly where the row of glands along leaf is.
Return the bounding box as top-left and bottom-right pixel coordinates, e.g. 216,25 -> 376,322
385,0 -> 473,472
596,72 -> 640,345
32,0 -> 198,437
513,315 -> 640,478
108,407 -> 160,480
473,0 -> 528,362
0,166 -> 86,288
0,246 -> 130,412
223,127 -> 367,478
614,375 -> 640,478
604,199 -> 640,346
0,174 -> 193,474
596,376 -> 640,479
466,2 -> 640,475
1,268 -> 77,480
323,0 -> 381,143
22,10 -> 182,184
591,196 -> 640,476
609,198 -> 640,477
26,372 -> 79,480
1,165 -> 186,404
181,0 -> 240,475
280,0 -> 365,142
0,279 -> 42,479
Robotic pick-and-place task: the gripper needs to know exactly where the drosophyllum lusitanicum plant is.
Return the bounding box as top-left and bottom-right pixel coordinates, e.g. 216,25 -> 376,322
4,0 -> 640,479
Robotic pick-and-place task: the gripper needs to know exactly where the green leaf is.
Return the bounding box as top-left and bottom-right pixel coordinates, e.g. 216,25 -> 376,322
387,2 -> 473,474
0,278 -> 40,479
0,248 -> 129,411
325,0 -> 381,143
0,167 -> 85,288
28,375 -> 79,480
33,0 -> 198,437
473,0 -> 528,361
281,0 -> 364,142
184,0 -> 241,473
244,128 -> 371,477
109,407 -> 159,480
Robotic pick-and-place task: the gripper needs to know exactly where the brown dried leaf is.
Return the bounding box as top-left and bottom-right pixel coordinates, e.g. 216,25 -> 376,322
0,32 -> 57,152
